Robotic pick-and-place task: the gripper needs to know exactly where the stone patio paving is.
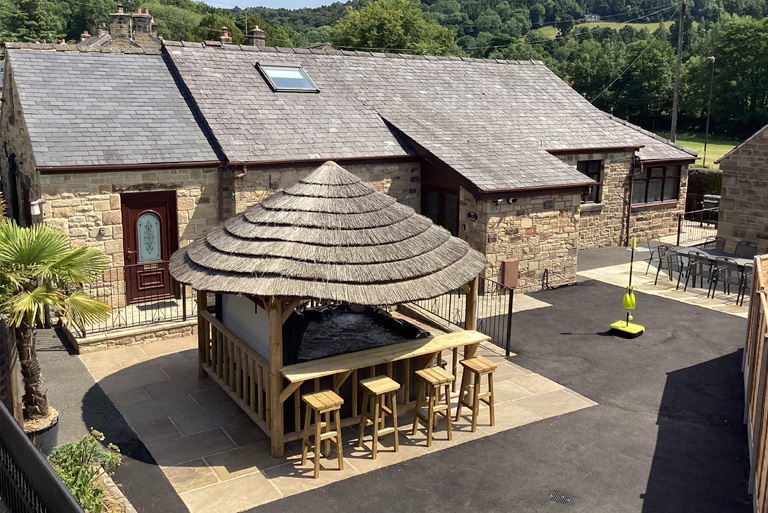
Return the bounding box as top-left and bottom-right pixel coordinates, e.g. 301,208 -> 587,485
79,335 -> 596,513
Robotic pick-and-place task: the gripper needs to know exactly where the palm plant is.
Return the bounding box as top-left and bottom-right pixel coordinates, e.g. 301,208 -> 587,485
0,217 -> 110,421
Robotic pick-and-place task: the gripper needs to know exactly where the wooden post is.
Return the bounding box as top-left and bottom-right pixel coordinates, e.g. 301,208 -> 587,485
465,276 -> 479,359
268,298 -> 285,458
197,291 -> 208,378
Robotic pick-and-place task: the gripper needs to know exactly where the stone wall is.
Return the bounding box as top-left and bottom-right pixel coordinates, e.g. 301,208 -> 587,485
556,151 -> 687,248
717,126 -> 768,253
38,167 -> 222,267
233,160 -> 421,212
480,191 -> 581,292
0,60 -> 38,227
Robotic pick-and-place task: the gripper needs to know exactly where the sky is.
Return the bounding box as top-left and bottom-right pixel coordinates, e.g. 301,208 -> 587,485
202,0 -> 335,9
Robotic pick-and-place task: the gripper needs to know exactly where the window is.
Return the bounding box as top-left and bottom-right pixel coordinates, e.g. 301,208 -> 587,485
632,165 -> 680,205
256,63 -> 319,92
577,160 -> 602,203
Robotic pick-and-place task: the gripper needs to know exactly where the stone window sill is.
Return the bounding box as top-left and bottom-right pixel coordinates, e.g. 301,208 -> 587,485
580,203 -> 604,213
631,200 -> 679,210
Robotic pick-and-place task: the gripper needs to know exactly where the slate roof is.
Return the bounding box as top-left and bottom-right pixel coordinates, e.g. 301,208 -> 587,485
165,44 -> 695,192
7,49 -> 218,168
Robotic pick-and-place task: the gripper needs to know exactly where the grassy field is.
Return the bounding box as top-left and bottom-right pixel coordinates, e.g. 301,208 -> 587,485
539,21 -> 673,39
655,132 -> 740,168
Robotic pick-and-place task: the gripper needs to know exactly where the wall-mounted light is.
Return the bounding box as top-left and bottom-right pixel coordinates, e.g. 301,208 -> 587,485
30,198 -> 46,216
507,197 -> 518,204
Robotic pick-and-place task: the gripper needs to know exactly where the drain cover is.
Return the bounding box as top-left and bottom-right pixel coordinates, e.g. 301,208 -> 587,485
549,491 -> 573,505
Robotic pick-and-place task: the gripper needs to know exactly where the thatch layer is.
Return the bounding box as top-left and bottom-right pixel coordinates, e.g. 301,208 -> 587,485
169,161 -> 486,305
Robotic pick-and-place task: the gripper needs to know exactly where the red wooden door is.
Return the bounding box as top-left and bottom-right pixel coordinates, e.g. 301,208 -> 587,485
120,191 -> 178,304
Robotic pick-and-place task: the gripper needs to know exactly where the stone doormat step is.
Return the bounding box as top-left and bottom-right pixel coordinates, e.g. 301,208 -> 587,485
81,337 -> 596,513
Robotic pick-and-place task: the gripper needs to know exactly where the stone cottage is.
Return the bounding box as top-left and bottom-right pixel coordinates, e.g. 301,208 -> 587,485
0,41 -> 695,346
716,124 -> 768,253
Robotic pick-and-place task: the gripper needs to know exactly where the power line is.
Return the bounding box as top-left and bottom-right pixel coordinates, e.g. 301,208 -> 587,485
590,3 -> 680,103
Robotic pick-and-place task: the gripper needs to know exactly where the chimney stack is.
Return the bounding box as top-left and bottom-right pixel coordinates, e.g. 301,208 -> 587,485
133,7 -> 154,45
80,30 -> 90,43
246,26 -> 266,47
98,22 -> 108,35
109,2 -> 133,47
220,26 -> 232,44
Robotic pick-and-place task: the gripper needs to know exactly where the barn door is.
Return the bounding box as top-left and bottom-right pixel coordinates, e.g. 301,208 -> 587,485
120,191 -> 178,304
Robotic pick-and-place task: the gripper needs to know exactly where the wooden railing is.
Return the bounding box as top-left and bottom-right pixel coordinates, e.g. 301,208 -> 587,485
744,254 -> 768,511
198,310 -> 271,437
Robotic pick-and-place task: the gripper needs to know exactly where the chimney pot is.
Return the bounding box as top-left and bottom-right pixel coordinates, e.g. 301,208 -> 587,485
60,38 -> 66,44
117,3 -> 123,13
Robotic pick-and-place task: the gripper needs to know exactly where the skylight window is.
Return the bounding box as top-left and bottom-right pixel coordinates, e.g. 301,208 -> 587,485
257,63 -> 319,93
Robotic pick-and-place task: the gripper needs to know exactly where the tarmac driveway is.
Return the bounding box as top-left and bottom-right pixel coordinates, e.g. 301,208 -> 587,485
245,276 -> 751,513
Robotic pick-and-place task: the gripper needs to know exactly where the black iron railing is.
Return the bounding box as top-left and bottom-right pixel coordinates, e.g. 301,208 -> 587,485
0,402 -> 82,513
676,207 -> 719,246
410,275 -> 514,356
78,261 -> 196,336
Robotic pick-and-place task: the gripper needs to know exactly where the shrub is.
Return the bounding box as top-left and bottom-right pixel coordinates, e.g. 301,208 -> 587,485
48,429 -> 122,513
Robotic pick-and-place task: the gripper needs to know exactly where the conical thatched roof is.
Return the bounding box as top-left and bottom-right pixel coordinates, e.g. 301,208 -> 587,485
169,161 -> 486,305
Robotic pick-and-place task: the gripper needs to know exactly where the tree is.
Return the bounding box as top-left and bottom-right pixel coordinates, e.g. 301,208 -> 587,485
707,16 -> 768,137
614,37 -> 675,128
330,0 -> 459,55
64,0 -> 112,41
187,13 -> 244,43
0,220 -> 110,420
0,0 -> 67,42
142,2 -> 202,41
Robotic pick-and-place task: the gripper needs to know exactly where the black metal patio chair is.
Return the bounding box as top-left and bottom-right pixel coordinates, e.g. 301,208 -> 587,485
704,235 -> 726,252
739,263 -> 754,307
654,245 -> 684,286
734,240 -> 758,258
680,251 -> 714,292
708,257 -> 741,299
645,233 -> 662,275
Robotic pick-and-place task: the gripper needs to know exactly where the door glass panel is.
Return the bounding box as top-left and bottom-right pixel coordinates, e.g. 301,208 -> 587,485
137,212 -> 161,262
444,192 -> 458,236
424,189 -> 439,225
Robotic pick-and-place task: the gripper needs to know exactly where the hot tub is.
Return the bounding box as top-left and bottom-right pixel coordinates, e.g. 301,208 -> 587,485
282,304 -> 431,364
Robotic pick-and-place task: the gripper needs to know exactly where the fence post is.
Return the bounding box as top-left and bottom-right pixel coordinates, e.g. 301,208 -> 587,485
505,288 -> 514,357
182,285 -> 187,321
676,214 -> 682,246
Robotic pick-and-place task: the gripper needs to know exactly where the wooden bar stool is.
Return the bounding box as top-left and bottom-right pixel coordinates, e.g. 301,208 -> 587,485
301,390 -> 344,479
411,367 -> 454,447
357,375 -> 401,459
455,355 -> 497,432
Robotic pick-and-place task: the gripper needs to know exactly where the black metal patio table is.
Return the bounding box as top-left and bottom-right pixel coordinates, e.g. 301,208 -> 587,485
673,246 -> 753,269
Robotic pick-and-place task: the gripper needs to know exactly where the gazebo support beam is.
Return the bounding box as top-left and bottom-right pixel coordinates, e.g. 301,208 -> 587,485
197,291 -> 208,378
464,276 -> 479,358
268,297 -> 285,458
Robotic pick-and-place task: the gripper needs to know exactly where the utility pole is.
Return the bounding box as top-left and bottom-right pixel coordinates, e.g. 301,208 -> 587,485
703,56 -> 716,167
670,0 -> 685,143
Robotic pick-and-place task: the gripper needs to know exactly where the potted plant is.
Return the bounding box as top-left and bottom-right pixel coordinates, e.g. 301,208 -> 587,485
0,212 -> 110,453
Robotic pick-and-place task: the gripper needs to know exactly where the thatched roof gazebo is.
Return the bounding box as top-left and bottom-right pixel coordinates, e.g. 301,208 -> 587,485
170,161 -> 485,304
169,161 -> 487,457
